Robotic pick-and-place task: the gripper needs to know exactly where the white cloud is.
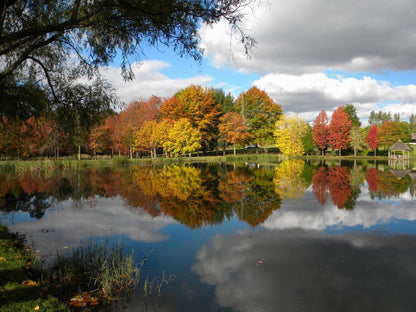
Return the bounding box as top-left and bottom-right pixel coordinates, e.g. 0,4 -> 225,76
263,188 -> 416,232
252,72 -> 416,121
9,196 -> 175,256
99,60 -> 213,106
200,0 -> 416,74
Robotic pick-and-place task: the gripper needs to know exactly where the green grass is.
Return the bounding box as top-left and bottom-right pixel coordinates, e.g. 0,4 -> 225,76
0,225 -> 68,312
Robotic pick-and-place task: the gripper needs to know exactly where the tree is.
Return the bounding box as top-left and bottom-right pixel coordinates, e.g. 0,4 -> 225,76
165,118 -> 201,157
349,126 -> 366,157
343,104 -> 361,128
218,112 -> 251,155
312,110 -> 329,156
366,125 -> 378,156
119,96 -> 160,159
301,124 -> 315,156
378,121 -> 411,147
135,120 -> 159,158
410,114 -> 416,133
212,89 -> 235,114
368,110 -> 392,125
274,115 -> 308,156
328,106 -> 352,156
1,0 -> 253,84
235,86 -> 282,150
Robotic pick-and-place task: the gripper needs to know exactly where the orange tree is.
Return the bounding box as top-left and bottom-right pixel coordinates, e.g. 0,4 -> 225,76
218,112 -> 251,155
312,110 -> 329,156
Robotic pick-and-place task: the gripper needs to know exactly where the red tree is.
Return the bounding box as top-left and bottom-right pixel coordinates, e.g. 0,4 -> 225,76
312,110 -> 329,156
366,125 -> 378,156
328,107 -> 352,156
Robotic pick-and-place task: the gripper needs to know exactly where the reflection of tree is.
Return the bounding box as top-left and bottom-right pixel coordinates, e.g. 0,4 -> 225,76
312,167 -> 328,205
274,160 -> 310,200
328,167 -> 351,209
235,167 -> 281,227
365,168 -> 378,194
376,171 -> 410,198
344,166 -> 364,210
0,164 -> 284,227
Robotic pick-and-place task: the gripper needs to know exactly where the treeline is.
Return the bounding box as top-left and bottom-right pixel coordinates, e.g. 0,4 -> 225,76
0,85 -> 282,159
1,83 -> 415,159
309,106 -> 415,157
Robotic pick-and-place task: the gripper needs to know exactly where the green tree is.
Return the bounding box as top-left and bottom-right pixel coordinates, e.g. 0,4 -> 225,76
301,124 -> 315,155
343,104 -> 361,128
235,86 -> 282,150
0,0 -> 253,83
349,126 -> 366,157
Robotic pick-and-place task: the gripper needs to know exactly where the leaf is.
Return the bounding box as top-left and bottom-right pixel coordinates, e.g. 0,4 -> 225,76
22,280 -> 40,287
0,257 -> 6,261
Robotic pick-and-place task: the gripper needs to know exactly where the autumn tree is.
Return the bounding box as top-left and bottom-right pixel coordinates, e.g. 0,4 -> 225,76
160,85 -> 221,152
135,120 -> 159,158
378,121 -> 411,147
328,106 -> 352,156
120,96 -> 160,159
349,126 -> 366,157
312,110 -> 329,156
301,124 -> 315,156
235,86 -> 282,150
164,118 -> 201,157
218,112 -> 251,155
274,115 -> 308,156
366,125 -> 378,156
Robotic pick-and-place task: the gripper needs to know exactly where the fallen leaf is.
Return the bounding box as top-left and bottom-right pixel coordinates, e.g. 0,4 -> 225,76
34,305 -> 40,311
0,257 -> 6,261
22,280 -> 40,287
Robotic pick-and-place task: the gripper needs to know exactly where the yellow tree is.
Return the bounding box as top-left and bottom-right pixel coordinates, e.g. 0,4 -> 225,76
165,118 -> 201,157
135,120 -> 159,158
274,115 -> 308,156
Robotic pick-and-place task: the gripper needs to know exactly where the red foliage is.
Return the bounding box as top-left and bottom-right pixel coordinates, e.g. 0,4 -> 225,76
365,168 -> 378,193
328,167 -> 351,209
312,167 -> 328,205
312,110 -> 329,153
328,107 -> 352,154
366,125 -> 378,150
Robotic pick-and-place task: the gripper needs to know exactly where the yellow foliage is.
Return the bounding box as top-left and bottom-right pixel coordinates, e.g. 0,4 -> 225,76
274,159 -> 309,200
274,115 -> 308,156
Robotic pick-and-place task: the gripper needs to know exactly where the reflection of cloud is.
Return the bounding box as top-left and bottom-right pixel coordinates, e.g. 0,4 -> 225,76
9,196 -> 175,255
263,189 -> 416,231
193,228 -> 416,312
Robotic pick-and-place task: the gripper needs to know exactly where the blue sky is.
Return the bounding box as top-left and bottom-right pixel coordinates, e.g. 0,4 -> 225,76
102,0 -> 416,124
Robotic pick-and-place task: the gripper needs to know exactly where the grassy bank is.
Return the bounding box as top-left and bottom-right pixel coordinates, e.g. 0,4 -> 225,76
0,153 -> 284,171
0,225 -> 67,312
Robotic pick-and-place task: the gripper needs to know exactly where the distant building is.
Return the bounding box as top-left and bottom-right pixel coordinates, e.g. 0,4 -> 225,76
411,133 -> 416,145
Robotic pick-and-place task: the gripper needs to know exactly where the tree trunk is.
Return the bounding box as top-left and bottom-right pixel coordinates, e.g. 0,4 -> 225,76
78,145 -> 81,160
129,141 -> 133,160
339,149 -> 341,157
233,144 -> 236,155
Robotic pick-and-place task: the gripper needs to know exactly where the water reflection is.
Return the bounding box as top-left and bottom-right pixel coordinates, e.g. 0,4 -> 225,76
192,229 -> 416,312
1,161 -> 416,311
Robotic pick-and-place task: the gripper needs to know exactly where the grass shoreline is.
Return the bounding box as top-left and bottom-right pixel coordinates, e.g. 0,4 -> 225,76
1,152 -> 415,171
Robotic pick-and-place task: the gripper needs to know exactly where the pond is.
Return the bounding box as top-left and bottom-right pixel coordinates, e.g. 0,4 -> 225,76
1,160 -> 416,311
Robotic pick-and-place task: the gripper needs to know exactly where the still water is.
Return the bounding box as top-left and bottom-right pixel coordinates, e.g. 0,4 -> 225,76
1,160 -> 416,311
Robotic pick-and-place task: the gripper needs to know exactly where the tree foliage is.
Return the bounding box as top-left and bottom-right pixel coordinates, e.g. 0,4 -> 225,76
274,115 -> 308,156
312,110 -> 329,155
366,125 -> 378,156
235,86 -> 282,148
218,112 -> 251,155
328,106 -> 352,156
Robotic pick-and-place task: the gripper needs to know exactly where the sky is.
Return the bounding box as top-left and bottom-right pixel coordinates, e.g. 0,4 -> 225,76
100,0 -> 416,124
